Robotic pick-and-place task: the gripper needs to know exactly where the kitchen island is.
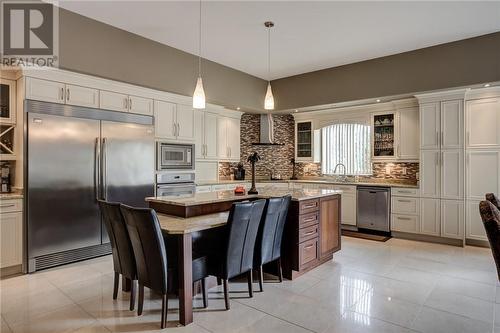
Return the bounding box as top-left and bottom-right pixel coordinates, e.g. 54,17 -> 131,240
146,189 -> 341,325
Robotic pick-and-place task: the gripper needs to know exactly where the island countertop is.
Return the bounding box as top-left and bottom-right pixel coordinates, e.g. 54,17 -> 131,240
146,188 -> 342,207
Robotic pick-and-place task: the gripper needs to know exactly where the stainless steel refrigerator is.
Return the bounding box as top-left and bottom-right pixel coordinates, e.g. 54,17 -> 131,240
25,100 -> 154,272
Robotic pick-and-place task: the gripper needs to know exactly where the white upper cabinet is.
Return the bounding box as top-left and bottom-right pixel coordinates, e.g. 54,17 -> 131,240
397,107 -> 419,160
154,100 -> 176,139
420,103 -> 440,150
227,117 -> 241,161
175,105 -> 195,141
216,116 -> 241,161
26,77 -> 65,104
154,102 -> 194,142
441,100 -> 463,149
466,98 -> 500,149
65,84 -> 99,109
195,110 -> 218,160
129,95 -> 153,116
466,150 -> 500,200
100,90 -> 129,112
441,150 -> 464,200
420,150 -> 440,198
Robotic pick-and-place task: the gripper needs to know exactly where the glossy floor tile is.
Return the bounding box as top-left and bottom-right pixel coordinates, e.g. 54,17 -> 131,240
0,236 -> 497,333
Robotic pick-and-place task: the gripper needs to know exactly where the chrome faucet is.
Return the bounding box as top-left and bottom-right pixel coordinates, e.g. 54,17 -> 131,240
333,163 -> 347,181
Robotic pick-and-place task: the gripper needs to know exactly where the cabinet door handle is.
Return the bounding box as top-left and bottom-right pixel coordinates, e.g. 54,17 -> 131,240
441,132 -> 444,147
60,87 -> 64,101
129,97 -> 132,110
436,131 -> 440,146
177,123 -> 180,136
0,204 -> 15,208
204,144 -> 207,156
466,132 -> 470,146
124,98 -> 128,110
66,88 -> 70,101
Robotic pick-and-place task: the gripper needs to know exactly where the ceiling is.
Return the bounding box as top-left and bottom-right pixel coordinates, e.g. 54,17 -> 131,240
55,1 -> 500,80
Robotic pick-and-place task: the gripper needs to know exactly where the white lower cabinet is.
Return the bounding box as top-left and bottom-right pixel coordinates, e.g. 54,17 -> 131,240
441,199 -> 464,239
420,198 -> 440,236
392,214 -> 419,233
0,199 -> 23,269
466,199 -> 488,241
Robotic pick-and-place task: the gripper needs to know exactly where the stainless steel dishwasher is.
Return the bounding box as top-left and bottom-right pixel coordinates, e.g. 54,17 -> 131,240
357,186 -> 391,232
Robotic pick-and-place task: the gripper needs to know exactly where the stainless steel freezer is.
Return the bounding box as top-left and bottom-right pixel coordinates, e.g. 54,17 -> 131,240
25,100 -> 154,272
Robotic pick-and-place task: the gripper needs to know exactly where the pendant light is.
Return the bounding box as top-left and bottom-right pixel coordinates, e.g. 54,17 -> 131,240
193,0 -> 206,109
264,21 -> 275,110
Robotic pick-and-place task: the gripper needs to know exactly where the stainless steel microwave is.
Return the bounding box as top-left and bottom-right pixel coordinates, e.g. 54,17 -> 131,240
156,142 -> 195,170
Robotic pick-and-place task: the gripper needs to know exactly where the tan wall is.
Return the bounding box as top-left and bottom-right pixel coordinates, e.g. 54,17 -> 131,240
272,32 -> 500,110
58,9 -> 267,111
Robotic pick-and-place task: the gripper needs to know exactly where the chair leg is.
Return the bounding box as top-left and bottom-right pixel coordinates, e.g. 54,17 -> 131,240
247,271 -> 254,298
277,258 -> 283,283
201,278 -> 208,308
161,294 -> 168,329
223,279 -> 230,310
258,266 -> 264,292
129,280 -> 136,311
137,283 -> 144,315
113,272 -> 119,300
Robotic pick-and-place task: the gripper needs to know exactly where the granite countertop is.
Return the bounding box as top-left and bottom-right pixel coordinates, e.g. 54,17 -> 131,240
0,189 -> 24,199
196,179 -> 418,189
146,188 -> 342,207
157,212 -> 229,234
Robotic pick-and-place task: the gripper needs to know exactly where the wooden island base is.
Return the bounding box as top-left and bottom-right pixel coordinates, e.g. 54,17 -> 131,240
282,195 -> 341,280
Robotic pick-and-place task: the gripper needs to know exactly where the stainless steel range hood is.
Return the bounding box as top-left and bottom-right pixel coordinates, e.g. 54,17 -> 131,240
252,114 -> 284,146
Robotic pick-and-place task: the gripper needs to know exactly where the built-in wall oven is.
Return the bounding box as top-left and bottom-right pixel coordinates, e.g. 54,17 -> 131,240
156,172 -> 196,197
157,142 -> 194,170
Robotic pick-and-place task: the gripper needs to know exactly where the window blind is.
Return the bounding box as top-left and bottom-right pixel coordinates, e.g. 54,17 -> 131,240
321,123 -> 372,175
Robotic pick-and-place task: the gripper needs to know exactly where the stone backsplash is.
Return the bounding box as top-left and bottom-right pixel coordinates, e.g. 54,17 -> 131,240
218,113 -> 419,185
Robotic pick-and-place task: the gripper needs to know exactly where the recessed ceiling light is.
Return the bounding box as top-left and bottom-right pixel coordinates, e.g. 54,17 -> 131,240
484,83 -> 491,88
376,99 -> 381,103
236,107 -> 241,110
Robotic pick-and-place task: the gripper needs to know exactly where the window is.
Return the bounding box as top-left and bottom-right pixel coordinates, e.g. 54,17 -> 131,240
321,123 -> 372,175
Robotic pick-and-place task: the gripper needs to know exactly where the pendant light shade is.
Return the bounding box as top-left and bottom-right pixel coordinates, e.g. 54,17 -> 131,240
193,0 -> 206,109
264,21 -> 274,110
264,82 -> 274,110
193,77 -> 206,109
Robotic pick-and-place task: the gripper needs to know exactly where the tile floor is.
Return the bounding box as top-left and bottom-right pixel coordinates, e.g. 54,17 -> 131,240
1,236 -> 499,333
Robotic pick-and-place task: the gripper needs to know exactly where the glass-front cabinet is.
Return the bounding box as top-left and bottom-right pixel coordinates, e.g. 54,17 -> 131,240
372,112 -> 396,160
0,79 -> 16,160
296,121 -> 312,160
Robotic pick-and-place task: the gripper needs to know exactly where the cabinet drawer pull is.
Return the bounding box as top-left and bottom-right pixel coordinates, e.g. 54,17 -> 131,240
397,199 -> 412,203
303,231 -> 315,236
303,216 -> 316,223
397,217 -> 412,221
397,190 -> 412,194
0,204 -> 15,208
304,244 -> 314,249
302,203 -> 317,209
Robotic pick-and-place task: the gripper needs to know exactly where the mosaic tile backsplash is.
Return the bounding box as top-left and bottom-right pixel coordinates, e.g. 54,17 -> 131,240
218,113 -> 419,185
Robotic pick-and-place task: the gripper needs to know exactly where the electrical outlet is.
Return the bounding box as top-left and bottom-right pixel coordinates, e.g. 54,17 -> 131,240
385,165 -> 392,175
402,167 -> 407,175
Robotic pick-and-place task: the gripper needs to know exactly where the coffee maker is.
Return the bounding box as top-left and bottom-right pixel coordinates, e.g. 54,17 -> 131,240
1,163 -> 12,193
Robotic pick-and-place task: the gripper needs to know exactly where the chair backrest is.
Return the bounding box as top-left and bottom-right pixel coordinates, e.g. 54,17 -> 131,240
479,201 -> 500,281
120,204 -> 168,294
486,193 -> 500,210
98,200 -> 136,279
254,195 -> 292,267
223,199 -> 266,279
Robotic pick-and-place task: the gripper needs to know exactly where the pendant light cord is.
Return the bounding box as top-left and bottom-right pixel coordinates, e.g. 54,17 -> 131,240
267,25 -> 271,83
198,0 -> 202,77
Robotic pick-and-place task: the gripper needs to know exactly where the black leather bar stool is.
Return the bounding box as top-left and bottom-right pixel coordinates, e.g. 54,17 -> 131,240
120,204 -> 209,328
486,193 -> 500,210
479,200 -> 500,281
253,195 -> 291,291
207,199 -> 266,310
98,200 -> 137,311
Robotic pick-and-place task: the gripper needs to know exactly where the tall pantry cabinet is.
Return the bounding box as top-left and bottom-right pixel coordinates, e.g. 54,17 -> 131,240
416,91 -> 465,242
464,89 -> 500,242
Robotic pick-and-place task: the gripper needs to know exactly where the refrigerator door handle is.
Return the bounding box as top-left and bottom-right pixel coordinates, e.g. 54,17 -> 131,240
101,137 -> 107,200
94,137 -> 100,201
